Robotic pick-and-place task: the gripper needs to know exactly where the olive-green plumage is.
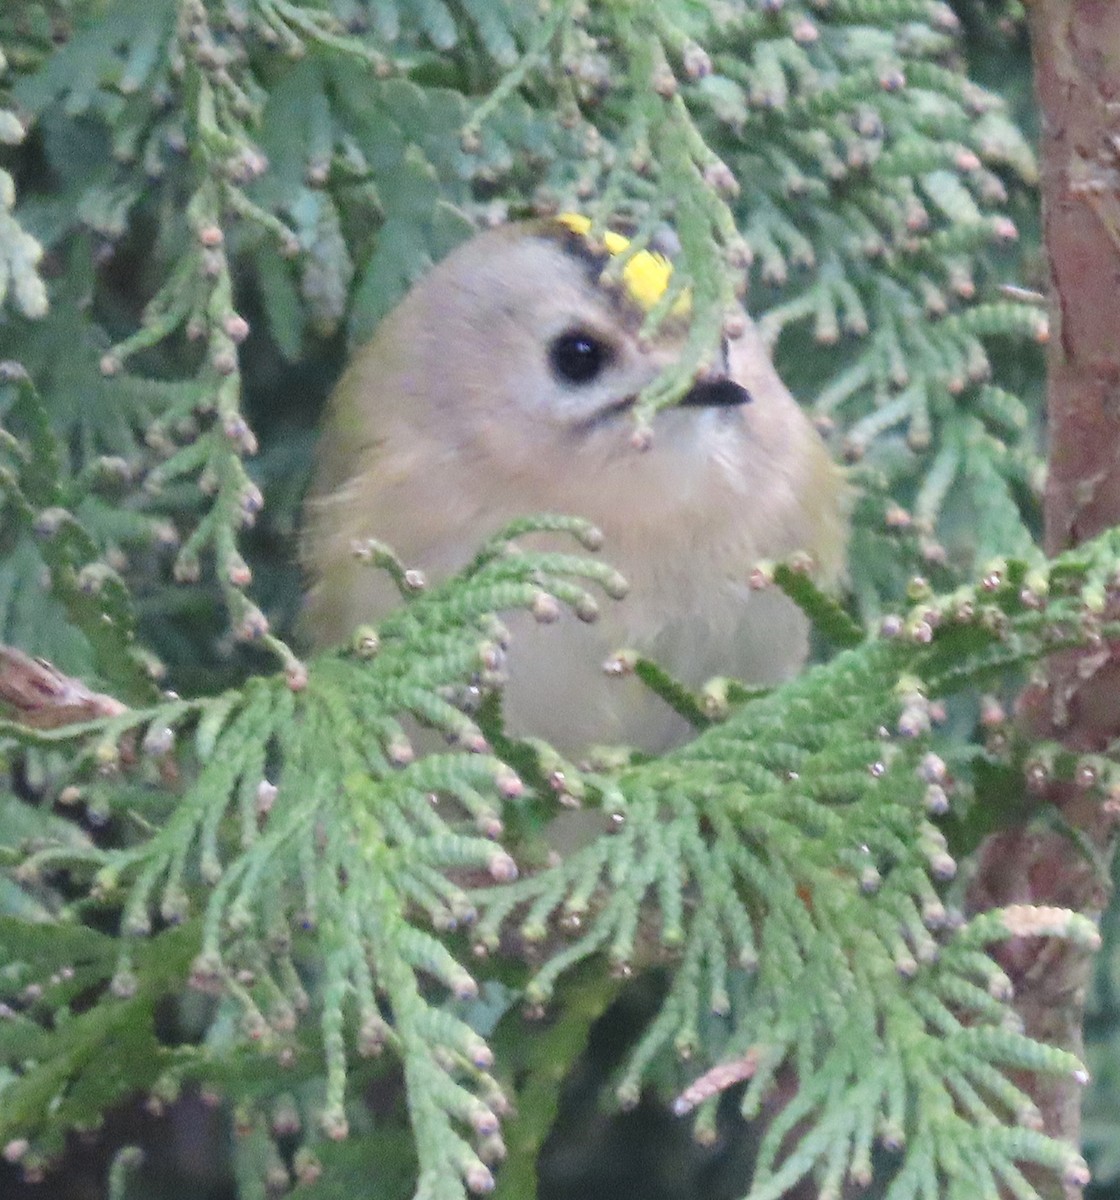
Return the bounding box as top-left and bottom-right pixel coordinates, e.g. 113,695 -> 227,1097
303,221 -> 846,753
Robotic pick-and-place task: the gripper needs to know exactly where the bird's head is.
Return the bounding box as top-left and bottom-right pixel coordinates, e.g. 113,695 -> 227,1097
366,216 -> 750,459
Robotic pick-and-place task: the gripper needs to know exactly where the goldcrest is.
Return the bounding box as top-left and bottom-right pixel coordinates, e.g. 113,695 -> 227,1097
303,218 -> 846,754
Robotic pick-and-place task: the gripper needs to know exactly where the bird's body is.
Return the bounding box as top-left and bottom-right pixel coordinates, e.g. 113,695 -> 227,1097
303,220 -> 845,753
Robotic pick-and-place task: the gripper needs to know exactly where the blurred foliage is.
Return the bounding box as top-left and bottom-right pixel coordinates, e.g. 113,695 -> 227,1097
1,2 -> 1118,1200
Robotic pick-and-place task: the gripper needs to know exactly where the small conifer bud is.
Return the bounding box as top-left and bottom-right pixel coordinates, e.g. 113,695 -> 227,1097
466,1163 -> 495,1194
470,1106 -> 500,1137
928,851 -> 956,880
174,550 -> 201,583
452,973 -> 479,1002
161,886 -> 190,923
725,236 -> 753,268
478,1134 -> 507,1165
353,627 -> 380,658
602,570 -> 629,599
111,968 -> 139,998
201,249 -> 223,278
235,605 -> 270,642
703,160 -> 739,196
488,850 -> 518,882
224,314 -> 250,342
652,64 -> 677,98
265,1164 -> 290,1193
895,952 -> 918,978
762,257 -> 789,287
229,148 -> 269,183
358,1016 -> 386,1056
225,555 -> 252,587
1076,761 -> 1099,790
603,649 -> 637,676
257,780 -> 278,815
616,1082 -> 641,1110
142,724 -> 175,757
955,149 -> 981,172
386,736 -> 414,766
909,619 -> 933,644
4,1139 -> 29,1164
897,703 -> 929,737
922,900 -> 947,928
494,767 -> 523,798
457,727 -> 488,754
924,785 -> 949,815
577,523 -> 605,550
531,591 -> 561,623
94,738 -> 120,771
906,426 -> 931,452
1062,1158 -> 1090,1189
477,813 -> 503,839
682,41 -> 711,79
223,415 -> 259,455
241,482 -> 265,518
293,1150 -> 322,1185
919,753 -> 947,784
723,311 -> 747,340
320,1108 -> 348,1141
575,594 -> 599,622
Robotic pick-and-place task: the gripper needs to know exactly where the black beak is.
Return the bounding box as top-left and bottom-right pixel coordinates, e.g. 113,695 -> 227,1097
678,377 -> 752,408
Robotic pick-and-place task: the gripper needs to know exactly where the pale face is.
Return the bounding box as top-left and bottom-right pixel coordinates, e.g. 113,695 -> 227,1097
407,230 -> 670,431
394,227 -> 748,449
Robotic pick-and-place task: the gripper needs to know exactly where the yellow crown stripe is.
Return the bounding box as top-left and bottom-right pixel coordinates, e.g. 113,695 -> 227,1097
555,212 -> 682,314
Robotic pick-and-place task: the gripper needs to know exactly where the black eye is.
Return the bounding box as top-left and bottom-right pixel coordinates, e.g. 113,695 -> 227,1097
549,329 -> 610,385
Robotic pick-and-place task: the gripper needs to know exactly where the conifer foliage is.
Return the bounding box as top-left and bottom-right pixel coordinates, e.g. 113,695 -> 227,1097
0,3 -> 1112,1199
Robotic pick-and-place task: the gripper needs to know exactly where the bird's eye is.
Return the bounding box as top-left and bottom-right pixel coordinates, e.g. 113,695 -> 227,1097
548,329 -> 610,385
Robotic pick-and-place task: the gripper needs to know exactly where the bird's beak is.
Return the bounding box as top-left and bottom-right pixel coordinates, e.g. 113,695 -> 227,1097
677,337 -> 752,408
678,376 -> 752,408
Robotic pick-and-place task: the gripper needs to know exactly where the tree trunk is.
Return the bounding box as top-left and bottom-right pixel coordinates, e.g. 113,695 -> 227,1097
968,0 -> 1120,1179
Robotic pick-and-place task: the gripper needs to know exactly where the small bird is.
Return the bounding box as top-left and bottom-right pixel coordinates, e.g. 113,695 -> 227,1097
302,217 -> 846,755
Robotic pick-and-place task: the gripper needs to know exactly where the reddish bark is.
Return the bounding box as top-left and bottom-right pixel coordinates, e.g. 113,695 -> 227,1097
1035,2 -> 1120,556
967,1 -> 1120,1179
0,645 -> 126,727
